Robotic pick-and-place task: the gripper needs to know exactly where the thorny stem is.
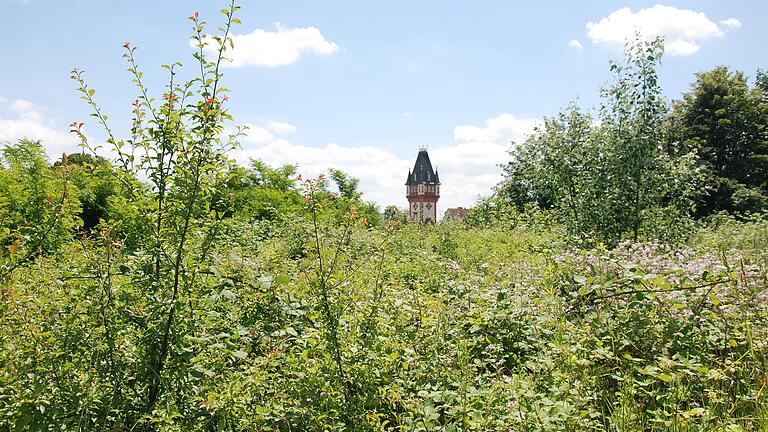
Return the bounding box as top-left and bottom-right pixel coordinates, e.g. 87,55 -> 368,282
306,186 -> 353,426
589,278 -> 733,302
146,0 -> 240,410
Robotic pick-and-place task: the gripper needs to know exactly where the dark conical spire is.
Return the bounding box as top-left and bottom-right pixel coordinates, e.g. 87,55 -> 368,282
406,150 -> 439,185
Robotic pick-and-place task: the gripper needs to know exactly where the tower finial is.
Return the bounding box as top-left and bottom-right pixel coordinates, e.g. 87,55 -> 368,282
419,142 -> 427,151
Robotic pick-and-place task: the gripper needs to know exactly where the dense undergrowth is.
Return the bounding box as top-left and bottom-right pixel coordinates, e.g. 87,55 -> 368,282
1,213 -> 767,430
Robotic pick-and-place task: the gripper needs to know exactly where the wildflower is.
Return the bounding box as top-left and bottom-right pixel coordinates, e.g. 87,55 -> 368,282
757,289 -> 768,303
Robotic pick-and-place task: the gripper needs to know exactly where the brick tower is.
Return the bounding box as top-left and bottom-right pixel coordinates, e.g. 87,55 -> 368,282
406,147 -> 440,223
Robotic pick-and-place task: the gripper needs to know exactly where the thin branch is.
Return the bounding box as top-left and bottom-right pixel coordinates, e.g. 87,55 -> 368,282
590,278 -> 732,302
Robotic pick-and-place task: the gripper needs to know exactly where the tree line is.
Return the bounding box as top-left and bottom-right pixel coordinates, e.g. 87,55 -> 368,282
487,37 -> 768,245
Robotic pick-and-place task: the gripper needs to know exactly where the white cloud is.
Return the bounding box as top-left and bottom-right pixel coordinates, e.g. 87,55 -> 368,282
265,120 -> 296,134
586,5 -> 726,56
453,113 -> 538,146
196,23 -> 339,68
720,18 -> 742,29
0,97 -> 80,158
7,98 -> 43,122
242,124 -> 275,144
9,99 -> 35,112
568,39 -> 583,50
234,113 -> 538,213
239,121 -> 296,145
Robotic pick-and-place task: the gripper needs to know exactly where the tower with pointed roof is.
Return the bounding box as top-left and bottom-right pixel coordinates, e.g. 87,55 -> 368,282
406,147 -> 440,223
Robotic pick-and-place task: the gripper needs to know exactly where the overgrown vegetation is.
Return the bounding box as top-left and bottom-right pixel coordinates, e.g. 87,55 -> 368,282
1,3 -> 767,431
496,39 -> 768,246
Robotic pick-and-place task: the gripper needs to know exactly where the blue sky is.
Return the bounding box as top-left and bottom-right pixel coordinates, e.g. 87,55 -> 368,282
1,0 -> 765,211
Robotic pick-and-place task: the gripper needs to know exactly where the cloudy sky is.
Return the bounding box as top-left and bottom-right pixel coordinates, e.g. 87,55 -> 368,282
0,1 -> 765,211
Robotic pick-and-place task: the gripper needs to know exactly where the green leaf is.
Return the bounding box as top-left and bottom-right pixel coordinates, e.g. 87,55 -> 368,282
657,373 -> 673,383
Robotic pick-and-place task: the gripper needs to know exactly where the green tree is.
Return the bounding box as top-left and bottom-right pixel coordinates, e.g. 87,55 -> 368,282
329,167 -> 361,200
210,159 -> 302,220
250,159 -> 298,191
0,139 -> 80,269
501,104 -> 599,232
383,204 -> 408,223
671,66 -> 768,215
53,152 -> 117,231
498,37 -> 696,244
600,37 -> 683,240
326,168 -> 382,227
